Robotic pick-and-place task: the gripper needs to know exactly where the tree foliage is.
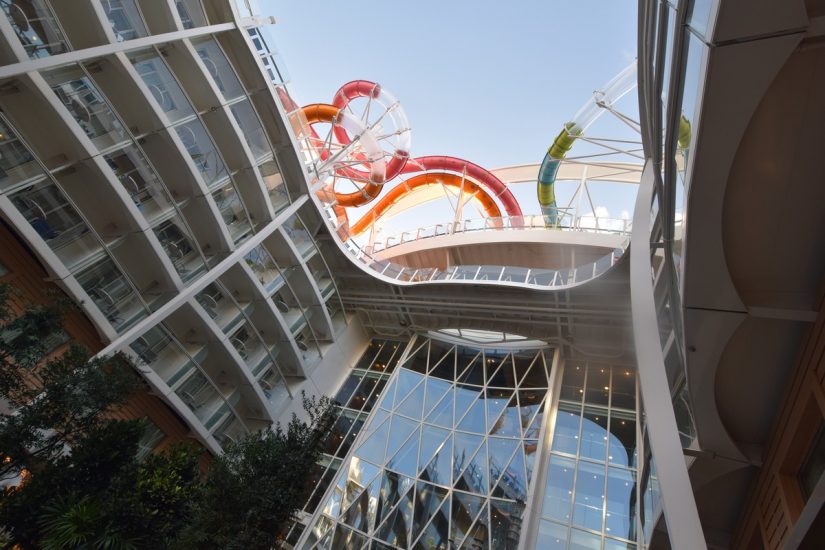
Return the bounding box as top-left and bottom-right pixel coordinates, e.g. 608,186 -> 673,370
0,282 -> 337,548
178,393 -> 335,549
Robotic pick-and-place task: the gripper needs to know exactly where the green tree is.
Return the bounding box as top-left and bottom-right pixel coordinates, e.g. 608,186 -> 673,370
179,393 -> 335,550
0,283 -> 202,548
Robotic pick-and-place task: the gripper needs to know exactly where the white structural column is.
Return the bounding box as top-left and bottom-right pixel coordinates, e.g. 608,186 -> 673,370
630,161 -> 706,549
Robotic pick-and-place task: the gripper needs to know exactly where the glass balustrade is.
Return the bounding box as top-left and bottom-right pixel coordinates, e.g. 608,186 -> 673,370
194,283 -> 250,336
175,119 -> 228,188
130,325 -> 206,387
1,0 -> 68,59
10,181 -> 100,271
0,116 -> 47,191
174,0 -> 207,29
283,214 -> 316,260
228,321 -> 271,374
213,413 -> 246,450
174,368 -> 223,426
103,145 -> 174,224
211,182 -> 252,243
101,0 -> 147,41
75,255 -> 146,331
258,158 -> 289,213
45,65 -> 129,150
229,100 -> 270,160
152,215 -> 205,283
128,49 -> 195,123
244,244 -> 284,294
192,37 -> 245,101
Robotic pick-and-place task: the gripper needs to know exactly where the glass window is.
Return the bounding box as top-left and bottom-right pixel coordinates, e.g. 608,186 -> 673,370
175,0 -> 207,29
580,407 -> 609,462
572,461 -> 605,532
175,119 -> 228,188
104,145 -> 174,224
537,520 -> 568,549
542,455 -> 576,523
1,0 -> 68,59
259,158 -> 288,212
129,49 -> 194,122
605,467 -> 637,541
102,0 -> 147,41
552,402 -> 582,455
10,181 -> 99,271
0,116 -> 45,191
230,100 -> 270,160
212,183 -> 252,244
152,215 -> 205,283
75,256 -> 146,331
45,65 -> 129,150
192,37 -> 245,101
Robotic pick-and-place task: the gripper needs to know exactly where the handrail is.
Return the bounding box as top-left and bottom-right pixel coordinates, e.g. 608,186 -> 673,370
365,214 -> 632,255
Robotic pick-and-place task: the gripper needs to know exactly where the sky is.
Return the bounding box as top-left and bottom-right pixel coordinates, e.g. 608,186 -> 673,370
261,0 -> 640,229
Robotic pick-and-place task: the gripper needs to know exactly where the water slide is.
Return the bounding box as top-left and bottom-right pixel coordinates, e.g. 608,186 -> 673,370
537,63 -> 636,226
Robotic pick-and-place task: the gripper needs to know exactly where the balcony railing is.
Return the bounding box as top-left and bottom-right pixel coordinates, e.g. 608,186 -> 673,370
365,214 -> 632,255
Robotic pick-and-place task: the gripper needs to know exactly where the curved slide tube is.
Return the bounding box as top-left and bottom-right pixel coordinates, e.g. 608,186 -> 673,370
300,103 -> 387,206
331,80 -> 411,182
536,62 -> 637,226
349,172 -> 503,237
402,155 -> 523,218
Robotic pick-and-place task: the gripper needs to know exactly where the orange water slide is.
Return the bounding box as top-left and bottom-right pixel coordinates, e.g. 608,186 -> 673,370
349,172 -> 502,237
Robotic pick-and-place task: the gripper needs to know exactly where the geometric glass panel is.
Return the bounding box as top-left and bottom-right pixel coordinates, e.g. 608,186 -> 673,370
387,427 -> 421,477
489,393 -> 521,438
354,419 -> 390,464
385,415 -> 418,465
538,520 -> 569,550
453,432 -> 484,485
456,353 -> 484,386
455,439 -> 488,494
605,467 -> 637,542
425,388 -> 454,428
519,389 -> 546,437
421,433 -> 453,487
376,471 -> 414,530
457,396 -> 487,434
395,369 -> 424,407
492,444 -> 527,502
412,481 -> 448,537
377,377 -> 397,411
490,499 -> 525,550
580,406 -> 609,462
460,500 -> 489,548
450,492 -> 486,546
375,483 -> 415,548
570,528 -> 603,550
397,381 -> 426,419
428,344 -> 455,380
487,354 -> 514,387
485,388 -> 512,432
519,353 -> 549,388
552,402 -> 582,455
423,377 -> 452,418
418,426 -> 450,476
401,340 -> 429,375
454,385 -> 481,427
487,437 -> 519,489
411,496 -> 450,549
341,458 -> 380,517
331,523 -> 367,550
342,474 -> 381,533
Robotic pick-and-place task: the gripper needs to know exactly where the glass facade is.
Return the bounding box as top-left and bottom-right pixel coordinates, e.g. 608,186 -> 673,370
303,336 -> 553,549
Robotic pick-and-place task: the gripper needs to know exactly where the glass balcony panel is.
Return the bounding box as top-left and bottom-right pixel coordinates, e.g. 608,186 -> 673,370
229,323 -> 268,371
128,49 -> 195,122
244,245 -> 284,293
45,66 -> 129,150
212,183 -> 252,243
192,37 -> 245,101
75,256 -> 146,331
174,0 -> 207,29
229,100 -> 270,160
130,326 -> 205,387
101,0 -> 147,41
175,119 -> 228,188
259,159 -> 288,213
1,0 -> 68,59
103,145 -> 173,223
195,283 -> 250,334
0,117 -> 46,191
10,181 -> 100,271
213,414 -> 246,450
283,215 -> 316,260
259,365 -> 289,406
175,368 -> 222,425
152,215 -> 205,283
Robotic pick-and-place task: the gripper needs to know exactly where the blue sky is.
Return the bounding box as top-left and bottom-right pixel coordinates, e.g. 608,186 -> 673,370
261,0 -> 639,224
